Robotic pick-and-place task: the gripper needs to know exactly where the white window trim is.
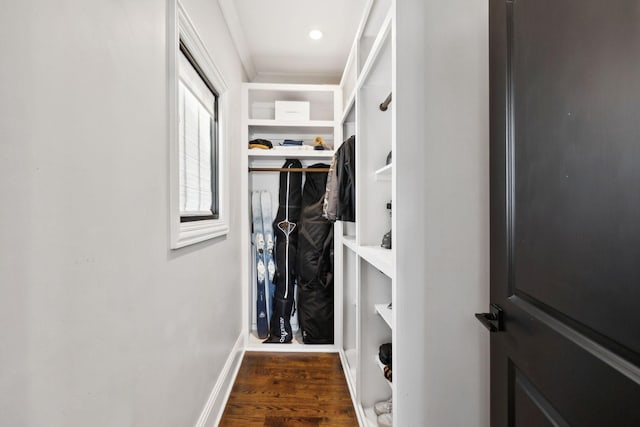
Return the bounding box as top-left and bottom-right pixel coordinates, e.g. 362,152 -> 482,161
169,1 -> 229,249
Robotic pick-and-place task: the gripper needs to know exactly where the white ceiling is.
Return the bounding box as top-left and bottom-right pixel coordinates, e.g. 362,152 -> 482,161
219,0 -> 368,83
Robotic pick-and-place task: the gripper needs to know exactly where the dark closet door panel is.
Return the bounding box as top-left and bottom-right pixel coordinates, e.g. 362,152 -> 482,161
510,0 -> 640,356
489,0 -> 640,425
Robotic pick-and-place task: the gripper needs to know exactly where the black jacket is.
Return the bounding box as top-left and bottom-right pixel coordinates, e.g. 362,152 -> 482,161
326,135 -> 355,222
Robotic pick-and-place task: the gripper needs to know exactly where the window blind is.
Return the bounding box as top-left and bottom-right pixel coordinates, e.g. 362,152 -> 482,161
178,50 -> 215,217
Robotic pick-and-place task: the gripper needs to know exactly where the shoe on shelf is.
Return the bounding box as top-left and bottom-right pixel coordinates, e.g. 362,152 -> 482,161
377,412 -> 393,427
374,398 -> 392,415
383,365 -> 392,382
313,136 -> 332,150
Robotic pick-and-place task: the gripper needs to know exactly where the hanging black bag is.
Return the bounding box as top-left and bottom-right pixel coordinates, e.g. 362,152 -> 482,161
297,163 -> 334,344
264,159 -> 302,343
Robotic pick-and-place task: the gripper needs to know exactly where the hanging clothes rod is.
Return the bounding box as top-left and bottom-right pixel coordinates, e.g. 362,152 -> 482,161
379,92 -> 392,111
248,167 -> 330,173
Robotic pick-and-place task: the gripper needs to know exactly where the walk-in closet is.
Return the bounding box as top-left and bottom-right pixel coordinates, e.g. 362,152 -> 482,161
3,0 -> 490,425
237,1 -> 427,424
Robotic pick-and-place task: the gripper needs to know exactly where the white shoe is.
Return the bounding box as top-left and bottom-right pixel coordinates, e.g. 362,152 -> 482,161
377,412 -> 393,427
374,398 -> 392,415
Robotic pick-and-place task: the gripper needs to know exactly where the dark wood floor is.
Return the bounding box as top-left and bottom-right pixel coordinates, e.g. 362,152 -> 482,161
219,352 -> 359,426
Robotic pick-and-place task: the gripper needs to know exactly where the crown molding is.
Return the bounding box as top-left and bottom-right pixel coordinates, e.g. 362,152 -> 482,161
218,0 -> 256,81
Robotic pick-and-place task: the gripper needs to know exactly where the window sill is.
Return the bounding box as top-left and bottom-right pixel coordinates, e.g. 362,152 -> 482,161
172,219 -> 229,249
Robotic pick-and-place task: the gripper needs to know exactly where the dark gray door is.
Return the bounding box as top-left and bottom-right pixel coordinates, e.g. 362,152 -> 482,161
487,0 -> 640,425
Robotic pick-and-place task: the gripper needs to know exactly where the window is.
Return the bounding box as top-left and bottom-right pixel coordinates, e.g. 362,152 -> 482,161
170,2 -> 228,248
178,43 -> 219,222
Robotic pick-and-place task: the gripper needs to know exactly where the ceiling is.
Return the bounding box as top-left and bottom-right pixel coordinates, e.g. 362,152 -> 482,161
219,0 -> 368,83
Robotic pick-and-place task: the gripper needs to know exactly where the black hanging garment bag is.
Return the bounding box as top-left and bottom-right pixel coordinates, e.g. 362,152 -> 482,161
264,159 -> 302,343
297,163 -> 334,344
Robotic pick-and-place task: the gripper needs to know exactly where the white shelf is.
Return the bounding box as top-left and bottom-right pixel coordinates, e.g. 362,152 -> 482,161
358,245 -> 393,279
343,235 -> 358,252
342,239 -> 393,278
375,355 -> 393,391
248,119 -> 335,128
375,304 -> 393,329
247,149 -> 334,159
374,163 -> 392,181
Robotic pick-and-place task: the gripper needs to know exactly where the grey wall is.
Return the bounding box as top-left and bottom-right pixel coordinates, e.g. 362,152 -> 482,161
423,0 -> 491,425
0,1 -> 245,426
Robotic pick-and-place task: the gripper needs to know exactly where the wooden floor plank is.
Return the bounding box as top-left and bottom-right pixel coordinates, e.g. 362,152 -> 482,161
219,352 -> 358,427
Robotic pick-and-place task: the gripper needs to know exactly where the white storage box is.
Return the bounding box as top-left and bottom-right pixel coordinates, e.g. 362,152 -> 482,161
251,102 -> 275,120
275,101 -> 310,122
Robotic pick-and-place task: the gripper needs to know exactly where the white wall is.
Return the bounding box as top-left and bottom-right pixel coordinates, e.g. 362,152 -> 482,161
422,0 -> 490,426
0,1 -> 245,426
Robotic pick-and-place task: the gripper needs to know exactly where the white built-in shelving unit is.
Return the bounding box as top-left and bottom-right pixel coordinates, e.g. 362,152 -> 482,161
240,83 -> 343,352
335,0 -> 427,425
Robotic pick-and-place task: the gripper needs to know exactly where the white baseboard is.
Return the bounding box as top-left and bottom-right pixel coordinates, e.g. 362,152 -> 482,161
194,333 -> 245,427
338,349 -> 368,427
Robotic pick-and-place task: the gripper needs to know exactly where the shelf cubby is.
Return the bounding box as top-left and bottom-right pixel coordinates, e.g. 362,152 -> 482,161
247,84 -> 335,121
375,356 -> 393,391
357,0 -> 392,76
359,261 -> 392,407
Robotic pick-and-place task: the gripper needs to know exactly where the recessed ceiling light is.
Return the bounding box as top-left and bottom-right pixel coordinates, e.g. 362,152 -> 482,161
308,29 -> 323,40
